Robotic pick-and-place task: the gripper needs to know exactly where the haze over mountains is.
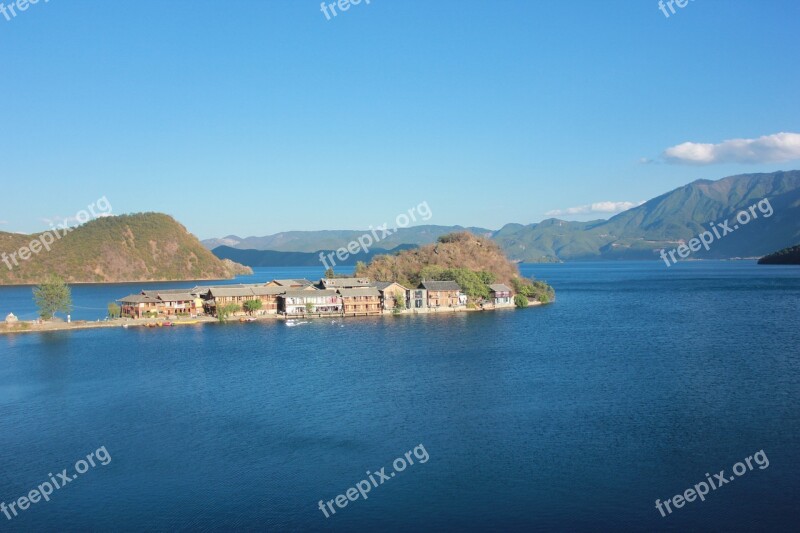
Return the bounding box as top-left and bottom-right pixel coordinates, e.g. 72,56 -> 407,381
205,171 -> 800,264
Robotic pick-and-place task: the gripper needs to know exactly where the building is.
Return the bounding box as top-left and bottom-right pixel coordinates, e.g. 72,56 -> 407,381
319,277 -> 375,290
280,289 -> 342,315
338,287 -> 382,315
375,281 -> 409,311
418,281 -> 462,308
155,293 -> 197,317
249,286 -> 285,314
267,279 -> 315,289
118,294 -> 161,318
203,287 -> 259,316
488,283 -> 513,306
410,287 -> 427,309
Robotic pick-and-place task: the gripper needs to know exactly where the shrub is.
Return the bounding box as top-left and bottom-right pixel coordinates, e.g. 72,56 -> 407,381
514,294 -> 529,308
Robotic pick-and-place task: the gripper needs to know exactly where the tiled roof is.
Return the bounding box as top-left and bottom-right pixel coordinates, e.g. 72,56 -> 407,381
375,281 -> 408,291
283,289 -> 339,299
206,287 -> 257,298
338,288 -> 381,298
157,293 -> 195,302
118,294 -> 159,303
320,277 -> 374,288
250,286 -> 286,296
488,284 -> 512,293
419,281 -> 461,291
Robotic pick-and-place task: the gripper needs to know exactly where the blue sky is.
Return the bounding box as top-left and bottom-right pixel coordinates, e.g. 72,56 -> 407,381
1,0 -> 799,239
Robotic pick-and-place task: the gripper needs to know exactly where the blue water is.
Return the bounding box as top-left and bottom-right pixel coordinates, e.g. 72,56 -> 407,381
1,261 -> 798,531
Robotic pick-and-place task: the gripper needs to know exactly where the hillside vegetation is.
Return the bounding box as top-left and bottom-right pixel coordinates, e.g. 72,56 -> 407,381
0,213 -> 251,285
357,232 -> 554,302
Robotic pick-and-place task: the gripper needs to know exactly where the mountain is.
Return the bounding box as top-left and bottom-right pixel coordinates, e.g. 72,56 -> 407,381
212,244 -> 419,267
203,170 -> 800,265
758,244 -> 800,265
0,213 -> 251,285
494,171 -> 800,261
202,225 -> 493,252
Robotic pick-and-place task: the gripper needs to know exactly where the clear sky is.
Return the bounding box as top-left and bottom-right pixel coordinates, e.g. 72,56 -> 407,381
1,0 -> 799,239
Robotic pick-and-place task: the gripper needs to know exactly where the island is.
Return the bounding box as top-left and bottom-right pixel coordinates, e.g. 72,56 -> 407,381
758,244 -> 800,265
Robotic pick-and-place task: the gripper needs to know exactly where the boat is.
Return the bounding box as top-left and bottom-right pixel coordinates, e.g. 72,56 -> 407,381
173,320 -> 200,325
286,319 -> 309,327
239,317 -> 257,323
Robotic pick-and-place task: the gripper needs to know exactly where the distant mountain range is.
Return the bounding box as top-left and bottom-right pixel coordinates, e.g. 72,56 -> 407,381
212,244 -> 418,267
206,171 -> 800,264
495,170 -> 800,261
202,225 -> 493,253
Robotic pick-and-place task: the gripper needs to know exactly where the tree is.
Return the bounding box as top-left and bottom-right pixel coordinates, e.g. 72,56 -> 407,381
324,267 -> 336,279
217,303 -> 240,322
477,271 -> 496,284
305,302 -> 314,314
33,276 -> 72,320
107,302 -> 121,319
243,299 -> 262,316
354,261 -> 368,277
393,291 -> 406,314
514,294 -> 529,308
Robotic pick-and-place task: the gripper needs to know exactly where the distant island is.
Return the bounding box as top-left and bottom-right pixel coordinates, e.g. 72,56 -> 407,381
758,244 -> 800,265
0,213 -> 251,286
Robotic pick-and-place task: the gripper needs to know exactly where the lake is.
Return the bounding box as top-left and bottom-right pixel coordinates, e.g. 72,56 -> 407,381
1,261 -> 798,531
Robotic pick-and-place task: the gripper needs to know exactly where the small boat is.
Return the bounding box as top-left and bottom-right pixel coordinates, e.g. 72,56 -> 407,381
174,320 -> 200,325
162,321 -> 173,327
239,317 -> 257,323
286,319 -> 309,327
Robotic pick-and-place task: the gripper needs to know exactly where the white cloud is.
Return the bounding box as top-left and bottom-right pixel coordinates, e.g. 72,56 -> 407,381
0,220 -> 8,225
663,132 -> 800,165
545,201 -> 644,217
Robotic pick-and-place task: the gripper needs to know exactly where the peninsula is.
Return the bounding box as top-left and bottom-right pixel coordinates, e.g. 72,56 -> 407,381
1,233 -> 555,335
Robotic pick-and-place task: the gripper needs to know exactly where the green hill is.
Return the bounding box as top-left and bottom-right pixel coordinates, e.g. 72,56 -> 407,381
357,231 -> 554,303
0,213 -> 251,285
758,244 -> 800,265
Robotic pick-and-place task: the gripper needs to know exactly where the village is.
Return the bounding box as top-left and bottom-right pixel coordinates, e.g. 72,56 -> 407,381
117,277 -> 519,321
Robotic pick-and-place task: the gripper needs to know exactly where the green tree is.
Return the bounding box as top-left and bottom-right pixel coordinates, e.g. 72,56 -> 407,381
33,276 -> 72,320
107,302 -> 121,319
514,294 -> 529,308
324,267 -> 336,279
243,299 -> 263,316
217,303 -> 240,322
305,302 -> 314,313
477,271 -> 496,284
354,261 -> 368,277
393,291 -> 406,314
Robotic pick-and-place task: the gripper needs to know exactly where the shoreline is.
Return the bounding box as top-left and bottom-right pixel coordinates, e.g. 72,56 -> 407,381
0,302 -> 543,336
